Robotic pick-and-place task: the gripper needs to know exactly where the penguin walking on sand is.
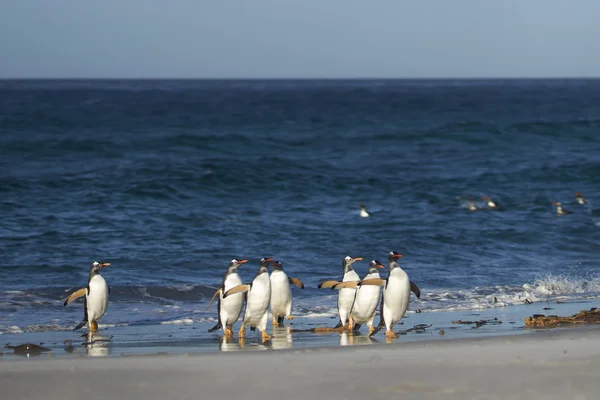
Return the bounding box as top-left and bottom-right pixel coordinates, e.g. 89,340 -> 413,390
334,260 -> 386,335
269,260 -> 304,327
207,258 -> 248,338
361,251 -> 421,339
64,261 -> 111,333
224,257 -> 273,342
318,256 -> 362,329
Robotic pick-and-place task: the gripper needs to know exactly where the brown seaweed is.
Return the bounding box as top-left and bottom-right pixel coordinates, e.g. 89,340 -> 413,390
525,307 -> 600,328
452,318 -> 502,328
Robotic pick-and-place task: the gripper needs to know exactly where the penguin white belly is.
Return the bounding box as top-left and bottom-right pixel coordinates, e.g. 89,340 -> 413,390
338,270 -> 359,325
86,274 -> 109,323
270,270 -> 292,317
351,273 -> 381,324
221,273 -> 244,327
244,274 -> 271,330
383,269 -> 411,328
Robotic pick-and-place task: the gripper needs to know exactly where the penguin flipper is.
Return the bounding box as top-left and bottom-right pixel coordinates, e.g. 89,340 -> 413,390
359,278 -> 386,287
318,280 -> 339,289
64,288 -> 87,306
202,286 -> 223,313
73,320 -> 87,330
208,321 -> 222,332
332,281 -> 358,289
223,284 -> 250,298
208,297 -> 223,332
288,277 -> 305,289
410,281 -> 421,298
369,321 -> 384,337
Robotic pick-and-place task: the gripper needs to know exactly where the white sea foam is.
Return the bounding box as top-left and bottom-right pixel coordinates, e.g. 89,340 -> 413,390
160,318 -> 194,325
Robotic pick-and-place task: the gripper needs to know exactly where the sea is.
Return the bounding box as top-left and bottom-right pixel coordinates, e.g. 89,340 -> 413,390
1,79 -> 600,344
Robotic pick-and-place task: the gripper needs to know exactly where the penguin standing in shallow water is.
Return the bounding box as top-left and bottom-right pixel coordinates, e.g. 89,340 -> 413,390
334,260 -> 385,335
207,258 -> 248,338
318,256 -> 362,329
224,257 -> 273,342
64,261 -> 111,333
361,251 -> 421,339
269,260 -> 304,327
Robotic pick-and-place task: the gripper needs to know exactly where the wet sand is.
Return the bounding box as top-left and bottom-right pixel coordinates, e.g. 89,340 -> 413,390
1,326 -> 599,400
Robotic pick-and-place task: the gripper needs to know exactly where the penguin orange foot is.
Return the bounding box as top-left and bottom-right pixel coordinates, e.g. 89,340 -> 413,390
238,324 -> 246,337
385,330 -> 397,339
224,326 -> 234,337
261,331 -> 272,342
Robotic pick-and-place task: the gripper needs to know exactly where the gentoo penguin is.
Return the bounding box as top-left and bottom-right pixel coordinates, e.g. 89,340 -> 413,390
224,257 -> 273,342
64,261 -> 111,333
318,256 -> 362,329
482,196 -> 500,209
333,259 -> 385,335
552,201 -> 571,216
207,258 -> 248,337
359,203 -> 370,217
575,192 -> 586,205
269,260 -> 304,327
361,251 -> 421,339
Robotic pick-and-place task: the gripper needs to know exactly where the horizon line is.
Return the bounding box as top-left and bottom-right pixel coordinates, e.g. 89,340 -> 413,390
1,76 -> 600,81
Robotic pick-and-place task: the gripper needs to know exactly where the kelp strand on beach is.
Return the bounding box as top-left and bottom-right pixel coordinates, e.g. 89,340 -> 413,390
525,308 -> 600,328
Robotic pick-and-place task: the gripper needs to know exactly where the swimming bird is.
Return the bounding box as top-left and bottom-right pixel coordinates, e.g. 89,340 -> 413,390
552,201 -> 571,216
318,256 -> 362,329
466,199 -> 478,211
575,192 -> 586,205
269,260 -> 304,327
482,196 -> 500,209
207,258 -> 248,338
224,257 -> 273,342
334,259 -> 385,335
64,261 -> 111,333
359,203 -> 370,217
361,251 -> 421,339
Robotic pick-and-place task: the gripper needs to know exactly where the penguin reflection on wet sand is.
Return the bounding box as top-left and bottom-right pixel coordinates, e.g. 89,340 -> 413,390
207,258 -> 248,338
269,260 -> 304,327
361,251 -> 421,339
64,261 -> 111,333
318,256 -> 362,329
224,257 -> 273,342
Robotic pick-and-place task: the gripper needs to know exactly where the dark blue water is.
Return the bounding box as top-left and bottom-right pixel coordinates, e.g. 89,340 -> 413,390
2,79 -> 600,333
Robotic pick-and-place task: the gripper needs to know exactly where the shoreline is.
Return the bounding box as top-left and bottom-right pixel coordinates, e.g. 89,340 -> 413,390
1,299 -> 598,360
2,326 -> 600,399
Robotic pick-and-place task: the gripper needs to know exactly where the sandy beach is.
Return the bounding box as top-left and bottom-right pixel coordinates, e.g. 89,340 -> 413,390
1,326 -> 599,400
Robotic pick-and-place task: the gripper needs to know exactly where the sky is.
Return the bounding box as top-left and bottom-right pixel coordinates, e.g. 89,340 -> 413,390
0,0 -> 599,78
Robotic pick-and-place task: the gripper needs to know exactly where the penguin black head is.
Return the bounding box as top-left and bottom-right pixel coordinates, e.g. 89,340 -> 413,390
89,261 -> 110,275
342,256 -> 362,273
258,257 -> 273,274
368,259 -> 385,273
226,258 -> 248,275
271,260 -> 284,271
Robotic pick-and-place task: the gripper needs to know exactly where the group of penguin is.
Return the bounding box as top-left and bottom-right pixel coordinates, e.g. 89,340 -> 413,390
63,251 -> 421,343
359,192 -> 589,217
